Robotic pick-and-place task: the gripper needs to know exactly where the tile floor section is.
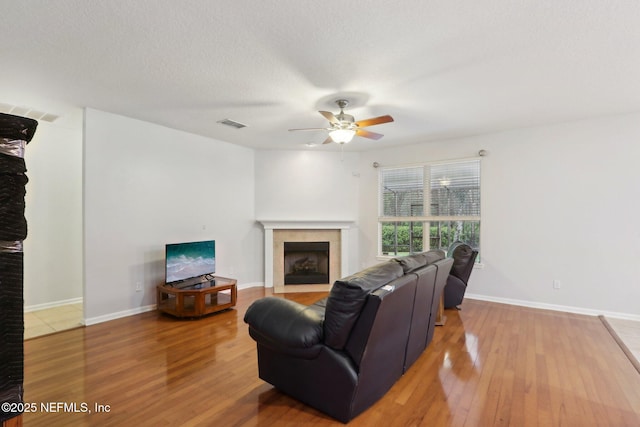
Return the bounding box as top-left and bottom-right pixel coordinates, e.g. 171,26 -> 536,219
606,317 -> 640,365
24,303 -> 83,339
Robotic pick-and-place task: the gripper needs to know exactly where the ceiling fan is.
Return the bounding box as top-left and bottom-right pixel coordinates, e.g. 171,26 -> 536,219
289,99 -> 394,144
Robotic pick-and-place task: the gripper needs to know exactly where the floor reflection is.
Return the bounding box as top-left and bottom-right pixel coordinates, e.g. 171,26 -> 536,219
440,314 -> 481,380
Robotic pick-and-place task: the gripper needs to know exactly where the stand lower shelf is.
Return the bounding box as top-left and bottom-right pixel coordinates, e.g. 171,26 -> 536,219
157,276 -> 237,318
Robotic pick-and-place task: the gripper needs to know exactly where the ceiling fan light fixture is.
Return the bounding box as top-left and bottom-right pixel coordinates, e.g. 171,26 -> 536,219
290,99 -> 393,145
329,128 -> 356,144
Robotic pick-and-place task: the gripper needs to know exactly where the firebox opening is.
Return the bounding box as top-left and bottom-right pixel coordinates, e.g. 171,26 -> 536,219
284,241 -> 330,285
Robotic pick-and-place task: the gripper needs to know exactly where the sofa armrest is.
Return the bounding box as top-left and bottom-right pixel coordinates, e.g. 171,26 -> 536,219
244,297 -> 324,357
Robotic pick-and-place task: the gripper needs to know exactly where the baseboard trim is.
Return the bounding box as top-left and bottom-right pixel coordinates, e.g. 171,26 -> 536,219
84,304 -> 156,326
237,281 -> 264,290
74,288 -> 640,326
465,293 -> 640,321
25,297 -> 83,313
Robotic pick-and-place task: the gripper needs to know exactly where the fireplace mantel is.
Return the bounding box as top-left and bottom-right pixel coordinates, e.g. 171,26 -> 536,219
259,220 -> 354,230
258,220 -> 354,290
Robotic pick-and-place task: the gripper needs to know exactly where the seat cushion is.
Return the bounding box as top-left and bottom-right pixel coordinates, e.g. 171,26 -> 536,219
323,261 -> 404,350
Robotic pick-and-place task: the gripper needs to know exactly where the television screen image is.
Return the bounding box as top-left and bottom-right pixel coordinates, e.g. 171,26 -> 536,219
165,240 -> 216,284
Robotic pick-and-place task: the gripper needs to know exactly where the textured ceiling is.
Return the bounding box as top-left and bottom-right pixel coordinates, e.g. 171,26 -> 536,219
2,0 -> 640,151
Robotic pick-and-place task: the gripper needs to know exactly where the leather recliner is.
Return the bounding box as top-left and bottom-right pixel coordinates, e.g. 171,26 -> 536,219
443,242 -> 478,309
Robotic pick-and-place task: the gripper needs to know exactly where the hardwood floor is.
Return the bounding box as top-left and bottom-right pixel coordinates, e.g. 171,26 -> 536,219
21,288 -> 640,426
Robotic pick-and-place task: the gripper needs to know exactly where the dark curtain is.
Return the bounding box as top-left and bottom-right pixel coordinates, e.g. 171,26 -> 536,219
0,113 -> 37,422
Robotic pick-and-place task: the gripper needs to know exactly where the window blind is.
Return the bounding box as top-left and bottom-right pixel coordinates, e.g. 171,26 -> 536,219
380,159 -> 481,222
429,160 -> 480,219
381,166 -> 423,217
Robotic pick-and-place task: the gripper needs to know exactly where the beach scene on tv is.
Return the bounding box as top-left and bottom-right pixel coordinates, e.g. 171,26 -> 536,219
165,240 -> 216,283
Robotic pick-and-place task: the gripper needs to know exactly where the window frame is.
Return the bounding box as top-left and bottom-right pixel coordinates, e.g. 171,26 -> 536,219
377,157 -> 481,258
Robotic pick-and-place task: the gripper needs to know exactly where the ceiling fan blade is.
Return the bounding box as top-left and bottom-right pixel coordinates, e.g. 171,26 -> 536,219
288,127 -> 328,132
319,111 -> 340,125
355,115 -> 394,128
322,136 -> 334,144
356,129 -> 384,140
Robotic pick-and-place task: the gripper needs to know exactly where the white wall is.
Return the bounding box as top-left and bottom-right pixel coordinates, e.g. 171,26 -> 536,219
254,149 -> 360,275
31,106 -> 640,322
84,109 -> 261,323
359,113 -> 640,318
24,118 -> 83,308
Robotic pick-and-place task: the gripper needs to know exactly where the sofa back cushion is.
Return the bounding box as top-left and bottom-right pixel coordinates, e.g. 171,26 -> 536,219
403,264 -> 438,371
426,257 -> 454,346
323,261 -> 404,350
393,249 -> 445,273
346,274 -> 417,414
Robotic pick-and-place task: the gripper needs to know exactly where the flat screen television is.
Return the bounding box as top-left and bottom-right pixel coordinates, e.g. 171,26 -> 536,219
165,240 -> 216,285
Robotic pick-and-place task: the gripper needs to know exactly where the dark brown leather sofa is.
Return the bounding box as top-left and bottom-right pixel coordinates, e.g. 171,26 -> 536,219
244,250 -> 453,423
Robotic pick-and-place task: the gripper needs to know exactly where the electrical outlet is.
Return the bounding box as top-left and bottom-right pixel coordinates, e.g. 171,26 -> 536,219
135,282 -> 142,292
553,279 -> 561,290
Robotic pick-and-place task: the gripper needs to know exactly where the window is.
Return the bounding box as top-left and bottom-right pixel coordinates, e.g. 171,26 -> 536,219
379,159 -> 480,256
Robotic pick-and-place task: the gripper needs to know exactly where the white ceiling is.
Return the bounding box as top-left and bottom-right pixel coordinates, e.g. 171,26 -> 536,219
2,0 -> 640,151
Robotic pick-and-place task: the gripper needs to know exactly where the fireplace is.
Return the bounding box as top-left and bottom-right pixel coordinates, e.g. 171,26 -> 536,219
284,241 -> 329,285
259,220 -> 353,293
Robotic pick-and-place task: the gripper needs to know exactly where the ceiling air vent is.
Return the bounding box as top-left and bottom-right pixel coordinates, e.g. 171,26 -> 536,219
217,119 -> 247,129
0,102 -> 60,122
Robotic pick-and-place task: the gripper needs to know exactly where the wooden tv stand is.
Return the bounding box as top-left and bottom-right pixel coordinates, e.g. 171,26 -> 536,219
156,276 -> 237,318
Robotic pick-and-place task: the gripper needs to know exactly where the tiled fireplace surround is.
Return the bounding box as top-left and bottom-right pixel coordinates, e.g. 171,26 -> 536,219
259,221 -> 353,293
